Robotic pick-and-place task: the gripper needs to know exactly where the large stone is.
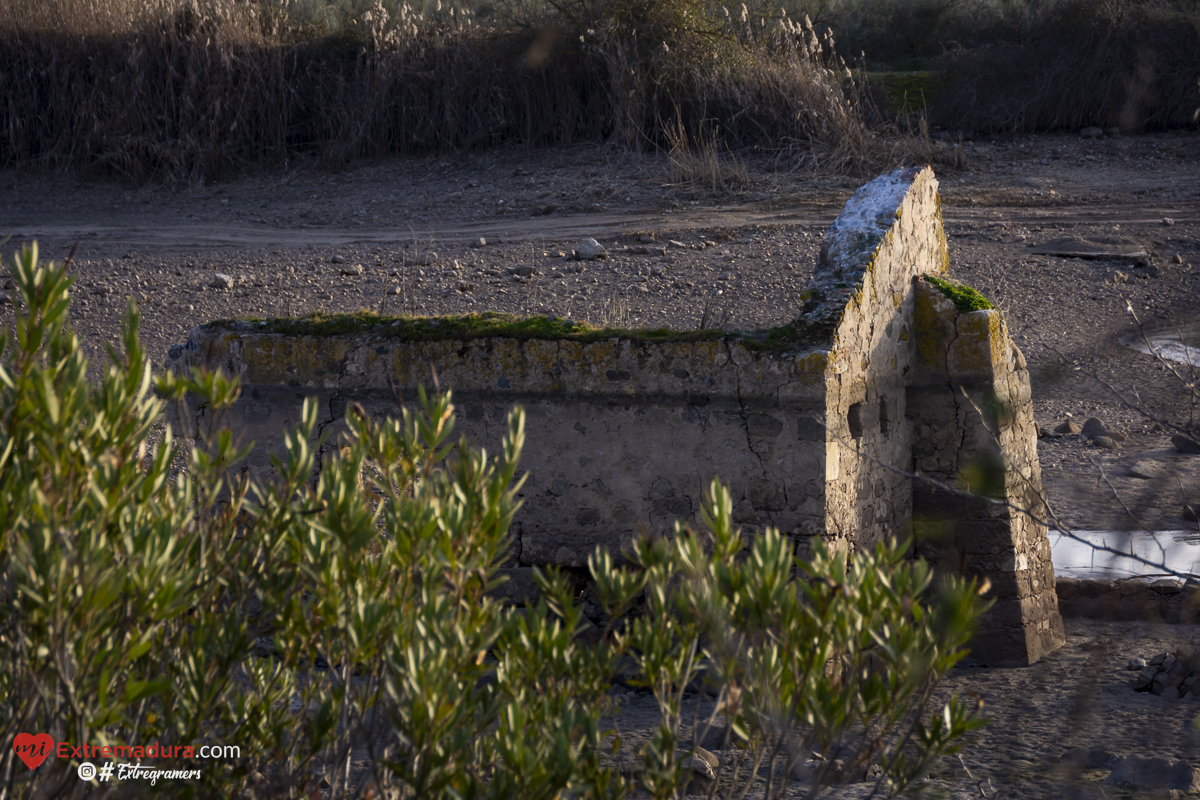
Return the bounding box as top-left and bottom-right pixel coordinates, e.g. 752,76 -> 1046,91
572,238 -> 607,260
1172,434 -> 1200,454
1053,419 -> 1081,435
1081,417 -> 1124,442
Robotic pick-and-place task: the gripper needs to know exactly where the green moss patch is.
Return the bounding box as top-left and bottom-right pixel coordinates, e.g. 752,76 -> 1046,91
208,311 -> 733,346
923,275 -> 994,313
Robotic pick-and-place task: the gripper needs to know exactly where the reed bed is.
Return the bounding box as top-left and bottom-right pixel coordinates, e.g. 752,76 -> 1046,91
931,0 -> 1200,134
0,0 -> 935,181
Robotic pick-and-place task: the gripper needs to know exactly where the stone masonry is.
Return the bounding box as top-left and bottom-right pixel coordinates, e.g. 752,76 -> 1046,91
908,279 -> 1065,664
168,165 -> 1065,666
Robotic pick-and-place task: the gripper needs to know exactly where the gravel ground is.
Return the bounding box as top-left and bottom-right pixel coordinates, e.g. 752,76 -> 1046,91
5,132 -> 1197,531
603,618 -> 1200,799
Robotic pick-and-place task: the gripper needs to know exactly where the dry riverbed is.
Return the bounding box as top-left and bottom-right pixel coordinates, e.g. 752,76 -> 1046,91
3,131 -> 1200,797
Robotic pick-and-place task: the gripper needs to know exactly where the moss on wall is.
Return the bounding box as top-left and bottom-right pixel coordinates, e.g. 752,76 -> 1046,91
923,275 -> 994,313
210,311 -> 724,344
205,311 -> 829,354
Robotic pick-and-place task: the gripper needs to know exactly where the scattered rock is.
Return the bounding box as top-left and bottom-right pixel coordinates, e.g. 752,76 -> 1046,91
1171,434 -> 1200,454
684,747 -> 719,777
1162,217 -> 1175,227
572,238 -> 608,260
1103,756 -> 1200,792
340,264 -> 364,276
1080,126 -> 1104,139
1173,253 -> 1185,265
1128,460 -> 1166,479
414,251 -> 439,266
682,747 -> 719,792
668,239 -> 688,249
1091,436 -> 1118,450
1081,417 -> 1124,442
1127,656 -> 1146,670
0,292 -> 9,305
387,286 -> 402,295
331,254 -> 347,264
1054,419 -> 1082,436
471,237 -> 487,248
1131,648 -> 1200,697
638,235 -> 655,244
210,273 -> 235,290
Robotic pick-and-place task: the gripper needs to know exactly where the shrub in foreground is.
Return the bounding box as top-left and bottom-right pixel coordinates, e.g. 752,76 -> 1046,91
0,244 -> 986,798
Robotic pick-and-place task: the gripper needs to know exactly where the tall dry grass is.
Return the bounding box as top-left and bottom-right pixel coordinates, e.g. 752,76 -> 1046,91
931,0 -> 1200,133
0,0 -> 937,182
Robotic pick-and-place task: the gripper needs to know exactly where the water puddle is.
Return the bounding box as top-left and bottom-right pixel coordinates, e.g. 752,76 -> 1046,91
1122,322 -> 1200,367
1050,529 -> 1200,580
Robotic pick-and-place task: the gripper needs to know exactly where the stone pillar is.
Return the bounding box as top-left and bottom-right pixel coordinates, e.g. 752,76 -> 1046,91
908,277 -> 1065,666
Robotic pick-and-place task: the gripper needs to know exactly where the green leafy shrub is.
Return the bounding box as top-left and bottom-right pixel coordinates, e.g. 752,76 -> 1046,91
614,482 -> 990,799
0,243 -> 633,799
1,243 -> 986,799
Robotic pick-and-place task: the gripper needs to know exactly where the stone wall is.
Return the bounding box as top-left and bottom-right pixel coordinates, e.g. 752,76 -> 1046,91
178,333 -> 833,567
908,279 -> 1064,665
167,165 -> 1066,666
806,166 -> 945,555
1057,578 -> 1199,624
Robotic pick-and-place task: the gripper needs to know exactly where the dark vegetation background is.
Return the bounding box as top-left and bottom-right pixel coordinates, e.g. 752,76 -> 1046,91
0,0 -> 1196,182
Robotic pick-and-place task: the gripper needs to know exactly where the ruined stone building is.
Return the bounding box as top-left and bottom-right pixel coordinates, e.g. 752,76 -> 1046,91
170,166 -> 1065,666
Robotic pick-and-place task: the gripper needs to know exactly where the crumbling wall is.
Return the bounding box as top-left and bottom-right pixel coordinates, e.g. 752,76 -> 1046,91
172,333 -> 834,567
802,166 -> 947,554
908,277 -> 1065,665
168,165 -> 1066,667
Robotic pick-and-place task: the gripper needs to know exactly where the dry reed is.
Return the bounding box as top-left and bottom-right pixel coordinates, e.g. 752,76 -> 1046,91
931,0 -> 1200,134
0,0 -> 935,182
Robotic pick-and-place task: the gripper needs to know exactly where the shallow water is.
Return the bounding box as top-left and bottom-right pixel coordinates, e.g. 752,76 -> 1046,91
1122,322 -> 1200,367
1050,529 -> 1200,580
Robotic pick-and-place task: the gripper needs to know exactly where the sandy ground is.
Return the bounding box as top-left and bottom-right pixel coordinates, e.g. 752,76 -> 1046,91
3,132 -> 1200,796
